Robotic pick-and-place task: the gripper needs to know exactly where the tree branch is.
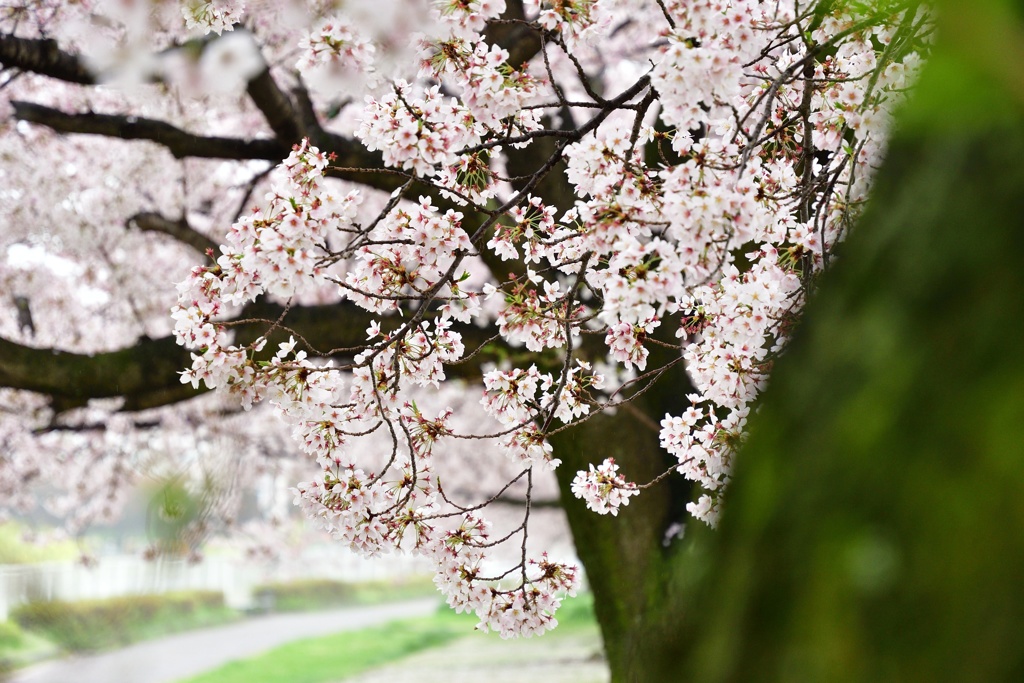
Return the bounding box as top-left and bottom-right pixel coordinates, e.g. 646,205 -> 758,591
0,33 -> 305,161
492,494 -> 563,508
0,34 -> 95,84
246,67 -> 301,143
128,212 -> 219,255
0,333 -> 203,413
0,299 -> 505,413
11,101 -> 290,160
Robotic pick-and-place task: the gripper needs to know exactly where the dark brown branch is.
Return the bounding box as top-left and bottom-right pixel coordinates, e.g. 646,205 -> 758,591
290,78 -> 322,143
289,82 -> 409,195
246,67 -> 301,143
128,212 -> 219,255
0,298 -> 506,414
0,34 -> 95,84
0,33 -> 304,161
34,419 -> 162,434
11,101 -> 289,160
0,333 -> 204,413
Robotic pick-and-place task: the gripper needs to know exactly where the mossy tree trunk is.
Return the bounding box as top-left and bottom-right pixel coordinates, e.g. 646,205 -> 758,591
551,409 -> 691,683
549,340 -> 696,682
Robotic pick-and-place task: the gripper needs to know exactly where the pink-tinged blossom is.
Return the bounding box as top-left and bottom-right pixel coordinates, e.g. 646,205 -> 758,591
441,0 -> 508,32
342,195 -> 473,314
0,0 -> 929,641
181,0 -> 244,34
487,195 -> 556,262
571,458 -> 639,516
605,317 -> 659,371
297,18 -> 377,92
357,81 -> 482,176
525,0 -> 599,45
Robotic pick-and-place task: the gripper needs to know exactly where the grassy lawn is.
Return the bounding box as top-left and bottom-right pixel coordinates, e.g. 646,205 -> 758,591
178,609 -> 475,683
0,620 -> 59,675
178,594 -> 599,683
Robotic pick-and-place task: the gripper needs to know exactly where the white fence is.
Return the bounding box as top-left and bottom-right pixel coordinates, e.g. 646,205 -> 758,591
0,552 -> 430,620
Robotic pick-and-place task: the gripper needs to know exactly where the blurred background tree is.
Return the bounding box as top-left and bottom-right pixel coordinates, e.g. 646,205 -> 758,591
678,1 -> 1024,680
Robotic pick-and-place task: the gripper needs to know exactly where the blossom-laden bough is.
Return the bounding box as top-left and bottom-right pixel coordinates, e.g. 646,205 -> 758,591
0,0 -> 930,642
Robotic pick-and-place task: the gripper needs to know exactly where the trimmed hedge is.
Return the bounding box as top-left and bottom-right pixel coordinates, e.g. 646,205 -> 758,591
252,576 -> 435,613
252,578 -> 353,612
11,590 -> 236,652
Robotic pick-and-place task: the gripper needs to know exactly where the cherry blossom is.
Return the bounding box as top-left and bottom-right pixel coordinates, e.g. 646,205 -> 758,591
0,0 -> 931,637
570,458 -> 638,516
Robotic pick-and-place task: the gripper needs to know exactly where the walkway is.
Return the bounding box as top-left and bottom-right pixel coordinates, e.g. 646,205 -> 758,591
340,625 -> 609,683
10,598 -> 439,683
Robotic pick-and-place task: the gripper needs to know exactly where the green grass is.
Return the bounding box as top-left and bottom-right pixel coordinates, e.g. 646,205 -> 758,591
551,591 -> 597,631
179,609 -> 476,683
0,620 -> 58,675
345,576 -> 438,606
179,593 -> 598,683
6,575 -> 431,661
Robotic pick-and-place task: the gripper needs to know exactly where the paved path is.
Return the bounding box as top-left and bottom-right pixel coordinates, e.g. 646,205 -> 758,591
341,626 -> 609,683
11,598 -> 439,683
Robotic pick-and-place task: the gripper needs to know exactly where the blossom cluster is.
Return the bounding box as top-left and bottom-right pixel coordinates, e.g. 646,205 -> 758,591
290,408 -> 581,638
161,0 -> 927,633
421,39 -> 544,131
434,0 -> 508,37
487,195 -> 557,262
172,140 -> 360,407
343,195 -> 474,314
296,17 -> 378,92
170,137 -> 576,637
481,360 -> 603,471
570,458 -> 638,516
357,81 -> 482,176
182,0 -> 245,35
525,0 -> 599,44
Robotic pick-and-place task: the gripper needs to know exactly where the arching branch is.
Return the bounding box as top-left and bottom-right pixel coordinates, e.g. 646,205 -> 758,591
128,212 -> 219,256
0,333 -> 203,413
246,67 -> 301,143
0,298 -> 509,413
11,101 -> 290,160
0,34 -> 94,84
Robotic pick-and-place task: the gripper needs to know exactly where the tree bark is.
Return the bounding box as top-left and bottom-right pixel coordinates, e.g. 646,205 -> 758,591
551,411 -> 692,682
11,101 -> 290,160
549,341 -> 695,683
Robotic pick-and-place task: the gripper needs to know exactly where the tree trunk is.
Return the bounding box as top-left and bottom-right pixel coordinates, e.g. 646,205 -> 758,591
550,412 -> 688,682
549,341 -> 695,682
